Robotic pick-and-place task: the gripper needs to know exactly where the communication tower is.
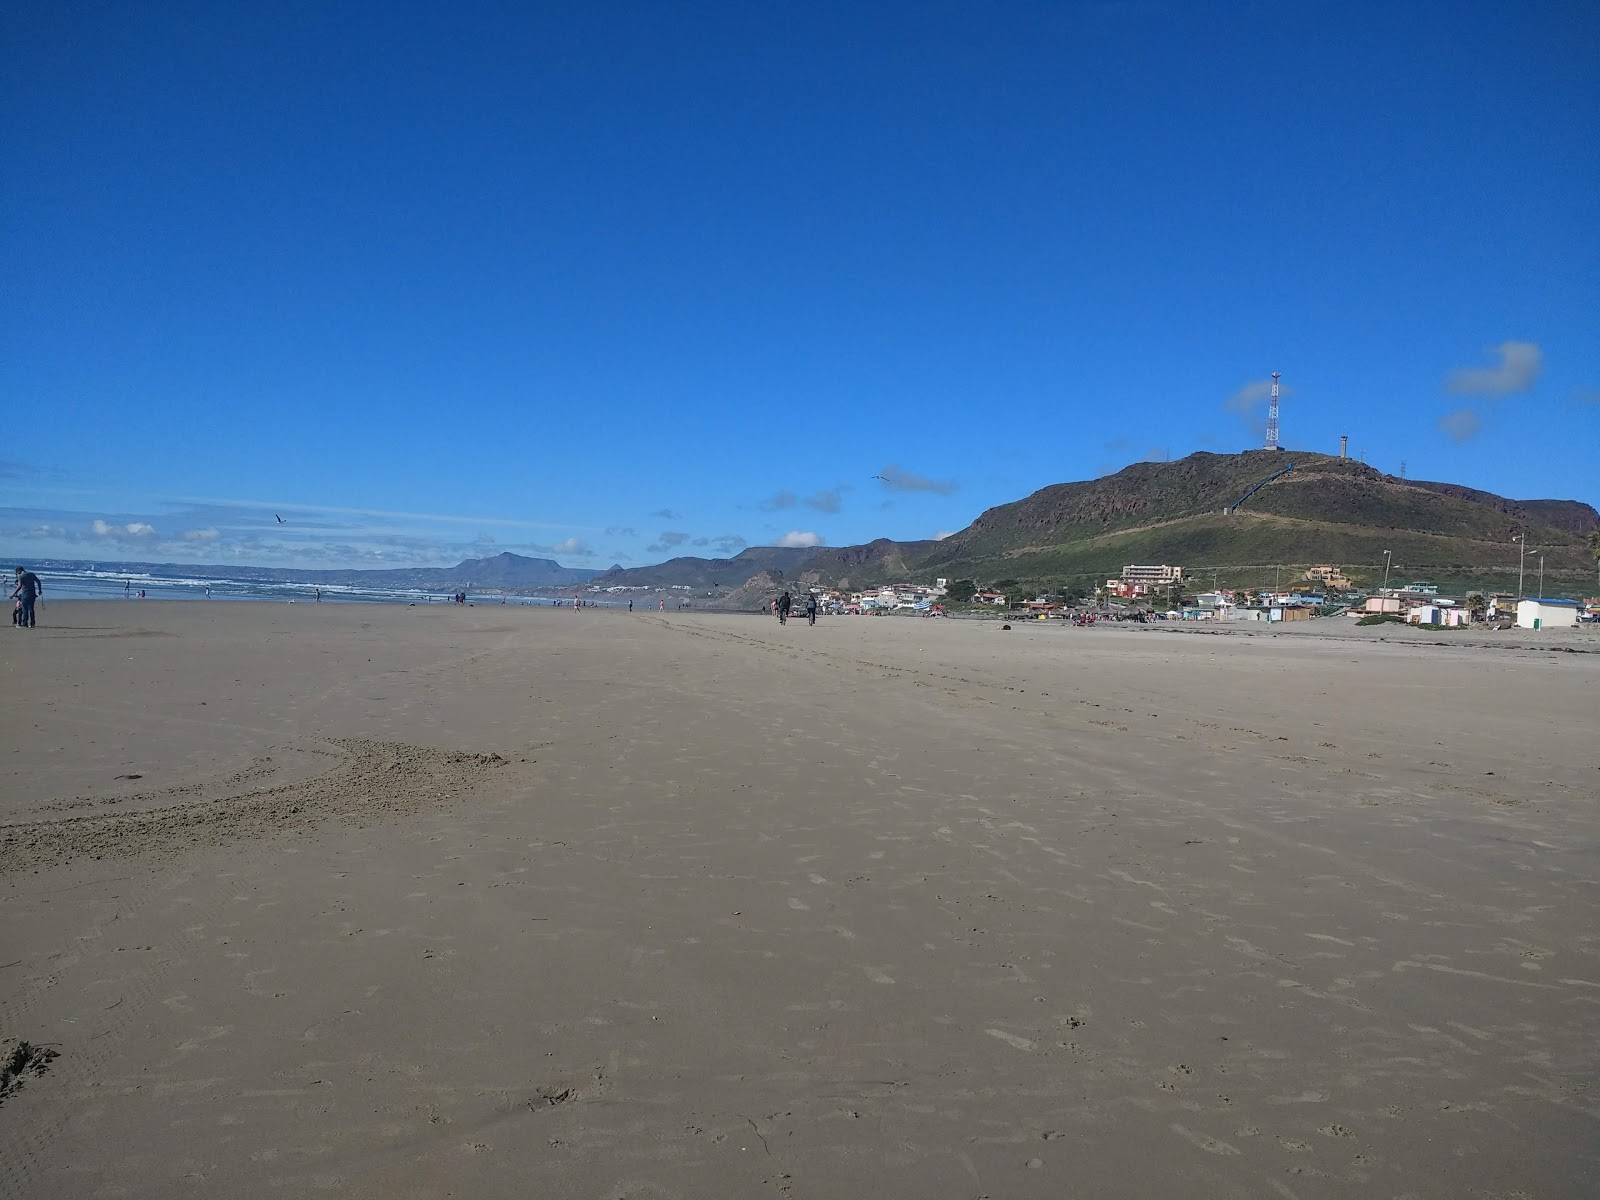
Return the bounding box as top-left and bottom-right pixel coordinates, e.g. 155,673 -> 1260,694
1265,372 -> 1281,450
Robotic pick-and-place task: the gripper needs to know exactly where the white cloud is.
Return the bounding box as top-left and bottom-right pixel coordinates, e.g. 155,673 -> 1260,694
1437,408 -> 1482,443
1225,378 -> 1277,413
93,519 -> 158,540
1446,341 -> 1542,397
933,530 -> 957,541
876,465 -> 957,495
181,527 -> 220,541
547,537 -> 591,557
777,530 -> 823,549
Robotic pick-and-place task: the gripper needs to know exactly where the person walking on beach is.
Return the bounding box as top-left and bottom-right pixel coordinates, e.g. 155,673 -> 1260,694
776,590 -> 792,626
805,592 -> 818,626
11,567 -> 42,628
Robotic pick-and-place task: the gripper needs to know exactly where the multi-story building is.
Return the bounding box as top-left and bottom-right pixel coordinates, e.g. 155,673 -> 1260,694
1120,564 -> 1184,586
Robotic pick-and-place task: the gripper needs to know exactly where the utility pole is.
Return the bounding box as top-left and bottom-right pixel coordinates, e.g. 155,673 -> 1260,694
1514,533 -> 1526,599
1382,550 -> 1393,593
1538,552 -> 1544,599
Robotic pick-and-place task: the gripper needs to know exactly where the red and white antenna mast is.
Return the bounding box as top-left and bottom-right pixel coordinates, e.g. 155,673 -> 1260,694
1265,372 -> 1281,450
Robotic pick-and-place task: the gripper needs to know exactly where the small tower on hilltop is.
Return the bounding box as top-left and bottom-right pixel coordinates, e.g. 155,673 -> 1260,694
1265,372 -> 1281,450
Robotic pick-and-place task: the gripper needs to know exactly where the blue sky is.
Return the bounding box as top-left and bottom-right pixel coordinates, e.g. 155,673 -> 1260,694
3,1 -> 1596,570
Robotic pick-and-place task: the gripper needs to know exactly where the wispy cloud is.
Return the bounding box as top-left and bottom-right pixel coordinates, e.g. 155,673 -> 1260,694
1437,408 -> 1481,443
1572,388 -> 1600,406
933,530 -> 957,541
758,491 -> 797,511
645,530 -> 691,554
1224,378 -> 1293,438
776,530 -> 823,549
181,527 -> 220,541
604,526 -> 637,537
649,508 -> 681,520
804,488 -> 845,514
179,496 -> 595,531
875,465 -> 957,495
711,534 -> 747,555
1102,438 -> 1130,453
1445,341 -> 1542,396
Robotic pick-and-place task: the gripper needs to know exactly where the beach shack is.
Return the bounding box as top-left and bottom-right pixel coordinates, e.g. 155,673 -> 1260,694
1516,598 -> 1580,630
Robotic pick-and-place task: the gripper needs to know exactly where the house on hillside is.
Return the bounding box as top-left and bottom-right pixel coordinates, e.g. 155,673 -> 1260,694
1304,565 -> 1353,590
972,591 -> 1008,606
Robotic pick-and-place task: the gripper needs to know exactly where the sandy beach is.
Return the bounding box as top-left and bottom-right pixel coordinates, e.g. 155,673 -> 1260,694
2,600 -> 1596,1199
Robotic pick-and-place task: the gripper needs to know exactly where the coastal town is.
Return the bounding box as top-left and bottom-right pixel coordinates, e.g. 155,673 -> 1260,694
636,562 -> 1600,629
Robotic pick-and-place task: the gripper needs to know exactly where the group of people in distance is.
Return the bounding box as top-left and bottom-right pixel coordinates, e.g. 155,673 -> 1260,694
771,589 -> 819,626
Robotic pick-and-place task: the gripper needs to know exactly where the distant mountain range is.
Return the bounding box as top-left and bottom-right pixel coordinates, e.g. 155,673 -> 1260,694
585,546 -> 817,590
30,453 -> 1599,599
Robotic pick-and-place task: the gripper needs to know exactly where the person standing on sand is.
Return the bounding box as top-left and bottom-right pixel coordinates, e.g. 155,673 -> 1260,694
13,567 -> 42,627
805,592 -> 818,625
776,590 -> 792,626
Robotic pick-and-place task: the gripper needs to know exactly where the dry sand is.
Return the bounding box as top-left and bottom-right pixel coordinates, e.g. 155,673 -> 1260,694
2,600 -> 1596,1198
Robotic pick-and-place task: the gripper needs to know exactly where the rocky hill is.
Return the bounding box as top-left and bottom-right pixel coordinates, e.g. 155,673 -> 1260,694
793,538 -> 942,589
910,450 -> 1596,590
582,452 -> 1595,597
586,546 -> 816,590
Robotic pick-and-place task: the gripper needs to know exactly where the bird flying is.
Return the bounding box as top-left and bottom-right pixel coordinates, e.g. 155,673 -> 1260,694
276,514 -> 285,524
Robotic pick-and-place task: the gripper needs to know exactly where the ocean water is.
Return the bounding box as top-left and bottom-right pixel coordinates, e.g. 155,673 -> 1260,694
28,567 -> 593,607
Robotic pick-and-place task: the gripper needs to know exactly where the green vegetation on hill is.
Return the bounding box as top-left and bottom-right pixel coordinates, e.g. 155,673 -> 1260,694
817,450 -> 1597,598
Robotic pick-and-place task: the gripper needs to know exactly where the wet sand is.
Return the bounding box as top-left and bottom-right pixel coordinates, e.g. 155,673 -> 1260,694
2,601 -> 1597,1198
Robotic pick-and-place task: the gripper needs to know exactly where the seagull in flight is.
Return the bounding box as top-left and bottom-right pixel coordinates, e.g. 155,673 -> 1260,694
276,514 -> 285,524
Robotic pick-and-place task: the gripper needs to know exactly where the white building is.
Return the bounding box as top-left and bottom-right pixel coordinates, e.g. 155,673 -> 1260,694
1516,599 -> 1580,630
1121,564 -> 1184,585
